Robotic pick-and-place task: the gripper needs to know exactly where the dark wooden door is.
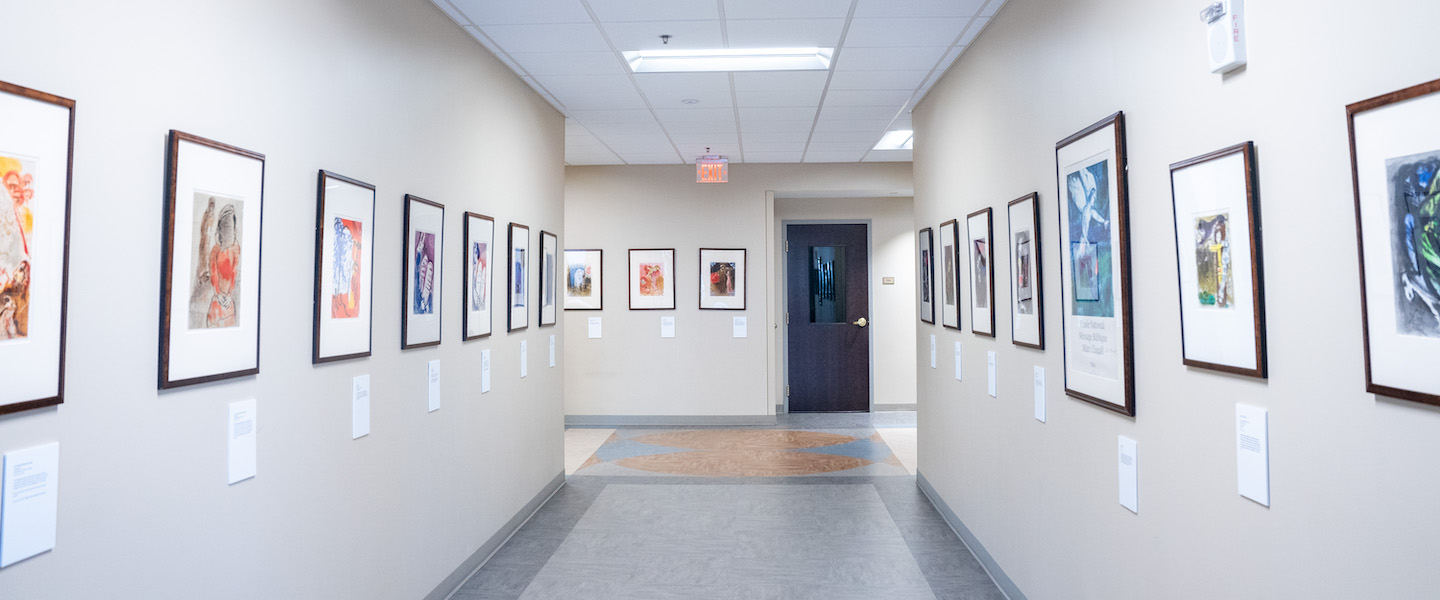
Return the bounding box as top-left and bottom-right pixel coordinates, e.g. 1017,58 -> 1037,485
786,224 -> 871,412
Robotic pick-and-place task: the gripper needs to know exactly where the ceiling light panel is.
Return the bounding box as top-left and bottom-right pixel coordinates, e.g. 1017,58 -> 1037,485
873,130 -> 914,150
449,0 -> 592,24
624,48 -> 833,73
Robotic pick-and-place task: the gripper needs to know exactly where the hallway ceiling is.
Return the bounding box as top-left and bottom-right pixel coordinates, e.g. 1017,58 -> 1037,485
431,0 -> 1005,165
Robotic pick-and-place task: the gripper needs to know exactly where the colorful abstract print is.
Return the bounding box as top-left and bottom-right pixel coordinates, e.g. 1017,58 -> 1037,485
413,231 -> 436,315
189,193 -> 243,329
0,155 -> 34,340
1194,213 -> 1234,309
1386,150 -> 1440,338
332,217 -> 362,319
1066,160 -> 1114,317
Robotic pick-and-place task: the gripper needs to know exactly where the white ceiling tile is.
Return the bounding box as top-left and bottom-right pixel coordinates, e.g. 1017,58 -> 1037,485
481,23 -> 610,53
958,17 -> 991,45
672,140 -> 740,156
735,88 -> 824,108
635,72 -> 733,108
739,106 -> 815,121
534,74 -> 637,97
664,120 -> 739,135
833,46 -> 948,71
812,118 -> 895,132
583,120 -> 666,138
621,152 -> 686,164
740,119 -> 816,132
653,107 -> 735,123
844,18 -> 968,47
863,149 -> 913,162
827,69 -> 929,90
854,0 -> 986,18
464,25 -> 503,54
730,71 -> 829,91
588,0 -> 719,22
743,141 -> 807,152
743,151 -> 805,163
568,156 -> 625,166
723,0 -> 851,20
451,0 -> 592,24
561,92 -> 648,110
606,137 -> 677,154
602,20 -> 724,52
725,18 -> 845,48
822,90 -> 915,107
740,130 -> 810,143
569,109 -> 658,125
810,131 -> 883,143
807,141 -> 875,153
818,105 -> 899,121
804,150 -> 869,162
432,0 -> 470,26
567,146 -> 622,162
981,0 -> 1006,17
510,51 -> 627,76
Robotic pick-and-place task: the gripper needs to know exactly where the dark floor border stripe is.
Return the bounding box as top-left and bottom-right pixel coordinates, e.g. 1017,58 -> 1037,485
428,471 -> 566,600
565,414 -> 777,426
917,471 -> 1028,600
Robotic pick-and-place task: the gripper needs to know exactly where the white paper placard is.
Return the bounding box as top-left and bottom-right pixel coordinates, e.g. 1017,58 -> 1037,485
481,350 -> 492,393
733,316 -> 747,338
987,351 -> 997,397
352,375 -> 370,439
929,335 -> 937,369
520,341 -> 528,378
1236,404 -> 1270,506
1034,367 -> 1046,422
228,400 -> 257,485
1118,436 -> 1138,513
549,335 -> 556,367
661,316 -> 675,338
1,442 -> 59,568
427,360 -> 441,412
953,341 -> 963,381
588,317 -> 602,339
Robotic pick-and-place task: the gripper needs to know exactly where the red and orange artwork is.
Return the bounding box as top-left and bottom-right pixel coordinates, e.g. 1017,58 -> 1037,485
188,193 -> 243,329
331,217 -> 363,319
639,263 -> 665,296
0,155 -> 35,340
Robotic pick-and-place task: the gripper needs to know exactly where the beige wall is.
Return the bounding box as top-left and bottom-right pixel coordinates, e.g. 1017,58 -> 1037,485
564,163 -> 912,418
0,0 -> 565,598
914,0 -> 1440,598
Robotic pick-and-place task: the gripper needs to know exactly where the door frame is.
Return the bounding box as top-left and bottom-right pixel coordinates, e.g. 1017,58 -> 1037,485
779,219 -> 875,413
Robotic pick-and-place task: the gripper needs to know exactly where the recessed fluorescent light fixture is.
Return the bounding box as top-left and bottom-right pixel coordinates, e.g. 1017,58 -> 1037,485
874,130 -> 914,150
623,48 -> 833,73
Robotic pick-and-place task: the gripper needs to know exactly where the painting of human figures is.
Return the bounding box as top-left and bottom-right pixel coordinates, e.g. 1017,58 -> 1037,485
1067,161 -> 1113,315
332,217 -> 363,319
189,193 -> 244,329
412,230 -> 436,316
564,248 -> 603,310
0,155 -> 35,340
699,248 -> 745,310
1015,230 -> 1034,313
1194,213 -> 1234,309
1386,149 -> 1440,338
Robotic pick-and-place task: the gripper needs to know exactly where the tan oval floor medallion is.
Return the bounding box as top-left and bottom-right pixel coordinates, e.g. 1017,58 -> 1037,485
613,430 -> 870,476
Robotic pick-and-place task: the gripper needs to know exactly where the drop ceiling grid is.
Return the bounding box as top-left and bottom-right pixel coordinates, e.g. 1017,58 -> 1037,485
434,0 -> 1005,165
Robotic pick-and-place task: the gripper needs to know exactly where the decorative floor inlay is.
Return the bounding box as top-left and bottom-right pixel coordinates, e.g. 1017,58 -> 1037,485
574,428 -> 909,477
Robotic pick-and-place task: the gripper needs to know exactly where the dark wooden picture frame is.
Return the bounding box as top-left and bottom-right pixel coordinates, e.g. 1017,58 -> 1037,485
628,248 -> 676,310
159,130 -> 266,389
1055,111 -> 1135,416
967,207 -> 996,337
563,249 -> 603,310
462,212 -> 495,341
507,222 -> 530,332
0,81 -> 75,413
938,220 -> 962,330
918,227 -> 935,324
539,230 -> 558,326
1008,193 -> 1045,350
1169,142 -> 1267,378
401,194 -> 444,349
698,248 -> 746,310
1347,78 -> 1440,407
312,170 -> 376,363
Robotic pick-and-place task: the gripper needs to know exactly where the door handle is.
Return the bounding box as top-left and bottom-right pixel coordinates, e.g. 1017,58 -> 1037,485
853,317 -> 868,328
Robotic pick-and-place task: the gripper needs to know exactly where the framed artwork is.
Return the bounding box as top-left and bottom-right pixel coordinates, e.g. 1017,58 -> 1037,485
1170,142 -> 1267,378
1007,193 -> 1045,349
539,230 -> 558,326
918,227 -> 935,324
938,221 -> 962,329
629,248 -> 675,310
0,81 -> 74,413
967,208 -> 996,337
402,194 -> 443,349
159,131 -> 265,389
1055,111 -> 1135,416
699,248 -> 746,310
312,170 -> 376,363
1348,78 -> 1440,406
564,249 -> 603,310
507,222 -> 529,331
462,212 -> 494,340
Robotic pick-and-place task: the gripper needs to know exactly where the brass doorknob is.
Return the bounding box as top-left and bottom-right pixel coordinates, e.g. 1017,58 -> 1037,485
853,317 -> 868,328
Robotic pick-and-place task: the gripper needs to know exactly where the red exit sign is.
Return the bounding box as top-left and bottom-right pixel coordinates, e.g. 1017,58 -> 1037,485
696,156 -> 728,183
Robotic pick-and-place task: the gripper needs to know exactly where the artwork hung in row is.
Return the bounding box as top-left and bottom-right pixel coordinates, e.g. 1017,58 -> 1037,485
564,249 -> 603,310
629,248 -> 675,310
508,222 -> 529,332
159,131 -> 265,389
463,212 -> 494,340
0,81 -> 74,413
1007,193 -> 1045,349
1347,78 -> 1440,407
312,170 -> 376,363
402,195 -> 444,349
699,248 -> 746,310
918,227 -> 935,324
1169,142 -> 1267,378
938,220 -> 961,330
539,231 -> 558,326
968,208 -> 996,337
1055,111 -> 1135,416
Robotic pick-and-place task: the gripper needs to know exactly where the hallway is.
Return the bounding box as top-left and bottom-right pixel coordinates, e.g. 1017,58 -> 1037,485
451,414 -> 1004,599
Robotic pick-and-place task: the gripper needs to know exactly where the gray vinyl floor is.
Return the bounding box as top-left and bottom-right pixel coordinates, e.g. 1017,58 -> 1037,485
451,414 -> 1004,600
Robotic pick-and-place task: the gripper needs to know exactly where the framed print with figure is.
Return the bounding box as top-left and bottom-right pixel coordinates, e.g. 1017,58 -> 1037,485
629,248 -> 675,310
918,227 -> 935,324
313,170 -> 376,363
462,212 -> 494,340
1055,111 -> 1135,416
401,194 -> 443,349
0,81 -> 75,413
1008,193 -> 1045,349
564,249 -> 603,310
508,223 -> 530,332
540,230 -> 558,326
967,208 -> 995,337
159,131 -> 265,389
939,220 -> 961,330
699,248 -> 745,310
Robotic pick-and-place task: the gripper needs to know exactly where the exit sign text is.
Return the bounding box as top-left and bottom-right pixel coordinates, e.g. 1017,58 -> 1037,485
696,157 -> 728,184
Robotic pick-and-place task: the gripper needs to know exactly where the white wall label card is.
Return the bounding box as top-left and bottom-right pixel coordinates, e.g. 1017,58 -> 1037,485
1236,404 -> 1271,506
520,341 -> 528,378
1034,367 -> 1046,423
954,341 -> 963,381
930,335 -> 937,369
427,359 -> 441,413
481,349 -> 492,393
228,400 -> 257,485
987,351 -> 997,397
0,442 -> 59,568
661,316 -> 675,338
549,335 -> 556,368
352,375 -> 370,439
733,316 -> 747,338
1118,436 -> 1139,514
588,317 -> 602,339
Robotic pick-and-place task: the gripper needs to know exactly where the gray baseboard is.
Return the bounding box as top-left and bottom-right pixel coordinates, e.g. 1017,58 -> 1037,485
427,471 -> 566,600
874,403 -> 918,411
916,471 -> 1027,600
565,414 -> 777,426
